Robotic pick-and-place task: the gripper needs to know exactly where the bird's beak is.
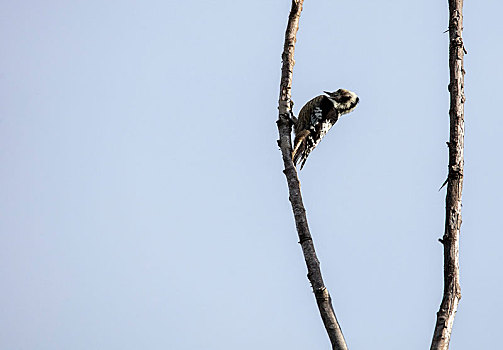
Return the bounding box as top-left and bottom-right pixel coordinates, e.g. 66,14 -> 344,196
323,91 -> 331,95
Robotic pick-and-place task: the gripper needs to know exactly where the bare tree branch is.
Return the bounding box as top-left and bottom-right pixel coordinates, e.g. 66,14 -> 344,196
430,1 -> 465,349
276,1 -> 348,349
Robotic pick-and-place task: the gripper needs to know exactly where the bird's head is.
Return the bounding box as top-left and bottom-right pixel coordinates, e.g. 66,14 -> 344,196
324,89 -> 359,115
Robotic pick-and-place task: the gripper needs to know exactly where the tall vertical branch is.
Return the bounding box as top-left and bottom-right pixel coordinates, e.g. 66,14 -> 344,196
276,1 -> 348,349
430,1 -> 465,349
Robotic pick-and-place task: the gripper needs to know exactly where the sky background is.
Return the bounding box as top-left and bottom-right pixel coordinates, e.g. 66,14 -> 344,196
1,1 -> 502,349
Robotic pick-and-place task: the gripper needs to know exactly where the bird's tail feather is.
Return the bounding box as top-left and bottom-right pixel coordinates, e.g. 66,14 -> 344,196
299,156 -> 308,170
292,130 -> 310,167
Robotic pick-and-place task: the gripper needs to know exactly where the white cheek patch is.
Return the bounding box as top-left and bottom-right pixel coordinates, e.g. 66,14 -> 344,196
329,92 -> 359,115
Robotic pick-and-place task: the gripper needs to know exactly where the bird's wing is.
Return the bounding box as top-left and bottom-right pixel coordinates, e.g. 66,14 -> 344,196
293,96 -> 340,168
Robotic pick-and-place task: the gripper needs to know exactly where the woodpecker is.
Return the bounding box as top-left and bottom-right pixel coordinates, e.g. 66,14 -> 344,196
292,89 -> 359,169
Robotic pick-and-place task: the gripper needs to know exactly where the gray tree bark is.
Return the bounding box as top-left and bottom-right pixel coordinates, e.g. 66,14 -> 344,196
276,1 -> 348,349
430,1 -> 465,349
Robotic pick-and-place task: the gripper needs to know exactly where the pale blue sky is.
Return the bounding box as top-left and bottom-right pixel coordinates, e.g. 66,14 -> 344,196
1,1 -> 502,349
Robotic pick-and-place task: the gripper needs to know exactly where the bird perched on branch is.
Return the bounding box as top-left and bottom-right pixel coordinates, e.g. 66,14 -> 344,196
291,89 -> 359,169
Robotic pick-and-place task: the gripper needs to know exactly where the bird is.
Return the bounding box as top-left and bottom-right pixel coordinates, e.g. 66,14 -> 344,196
291,89 -> 359,169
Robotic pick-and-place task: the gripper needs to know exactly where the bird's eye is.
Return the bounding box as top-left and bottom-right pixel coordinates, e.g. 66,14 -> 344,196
337,95 -> 351,103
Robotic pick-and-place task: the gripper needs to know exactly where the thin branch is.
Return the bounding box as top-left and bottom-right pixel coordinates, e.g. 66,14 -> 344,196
276,1 -> 348,349
430,1 -> 465,349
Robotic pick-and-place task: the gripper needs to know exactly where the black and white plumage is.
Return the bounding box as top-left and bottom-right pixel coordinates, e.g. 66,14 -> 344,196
292,89 -> 359,169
